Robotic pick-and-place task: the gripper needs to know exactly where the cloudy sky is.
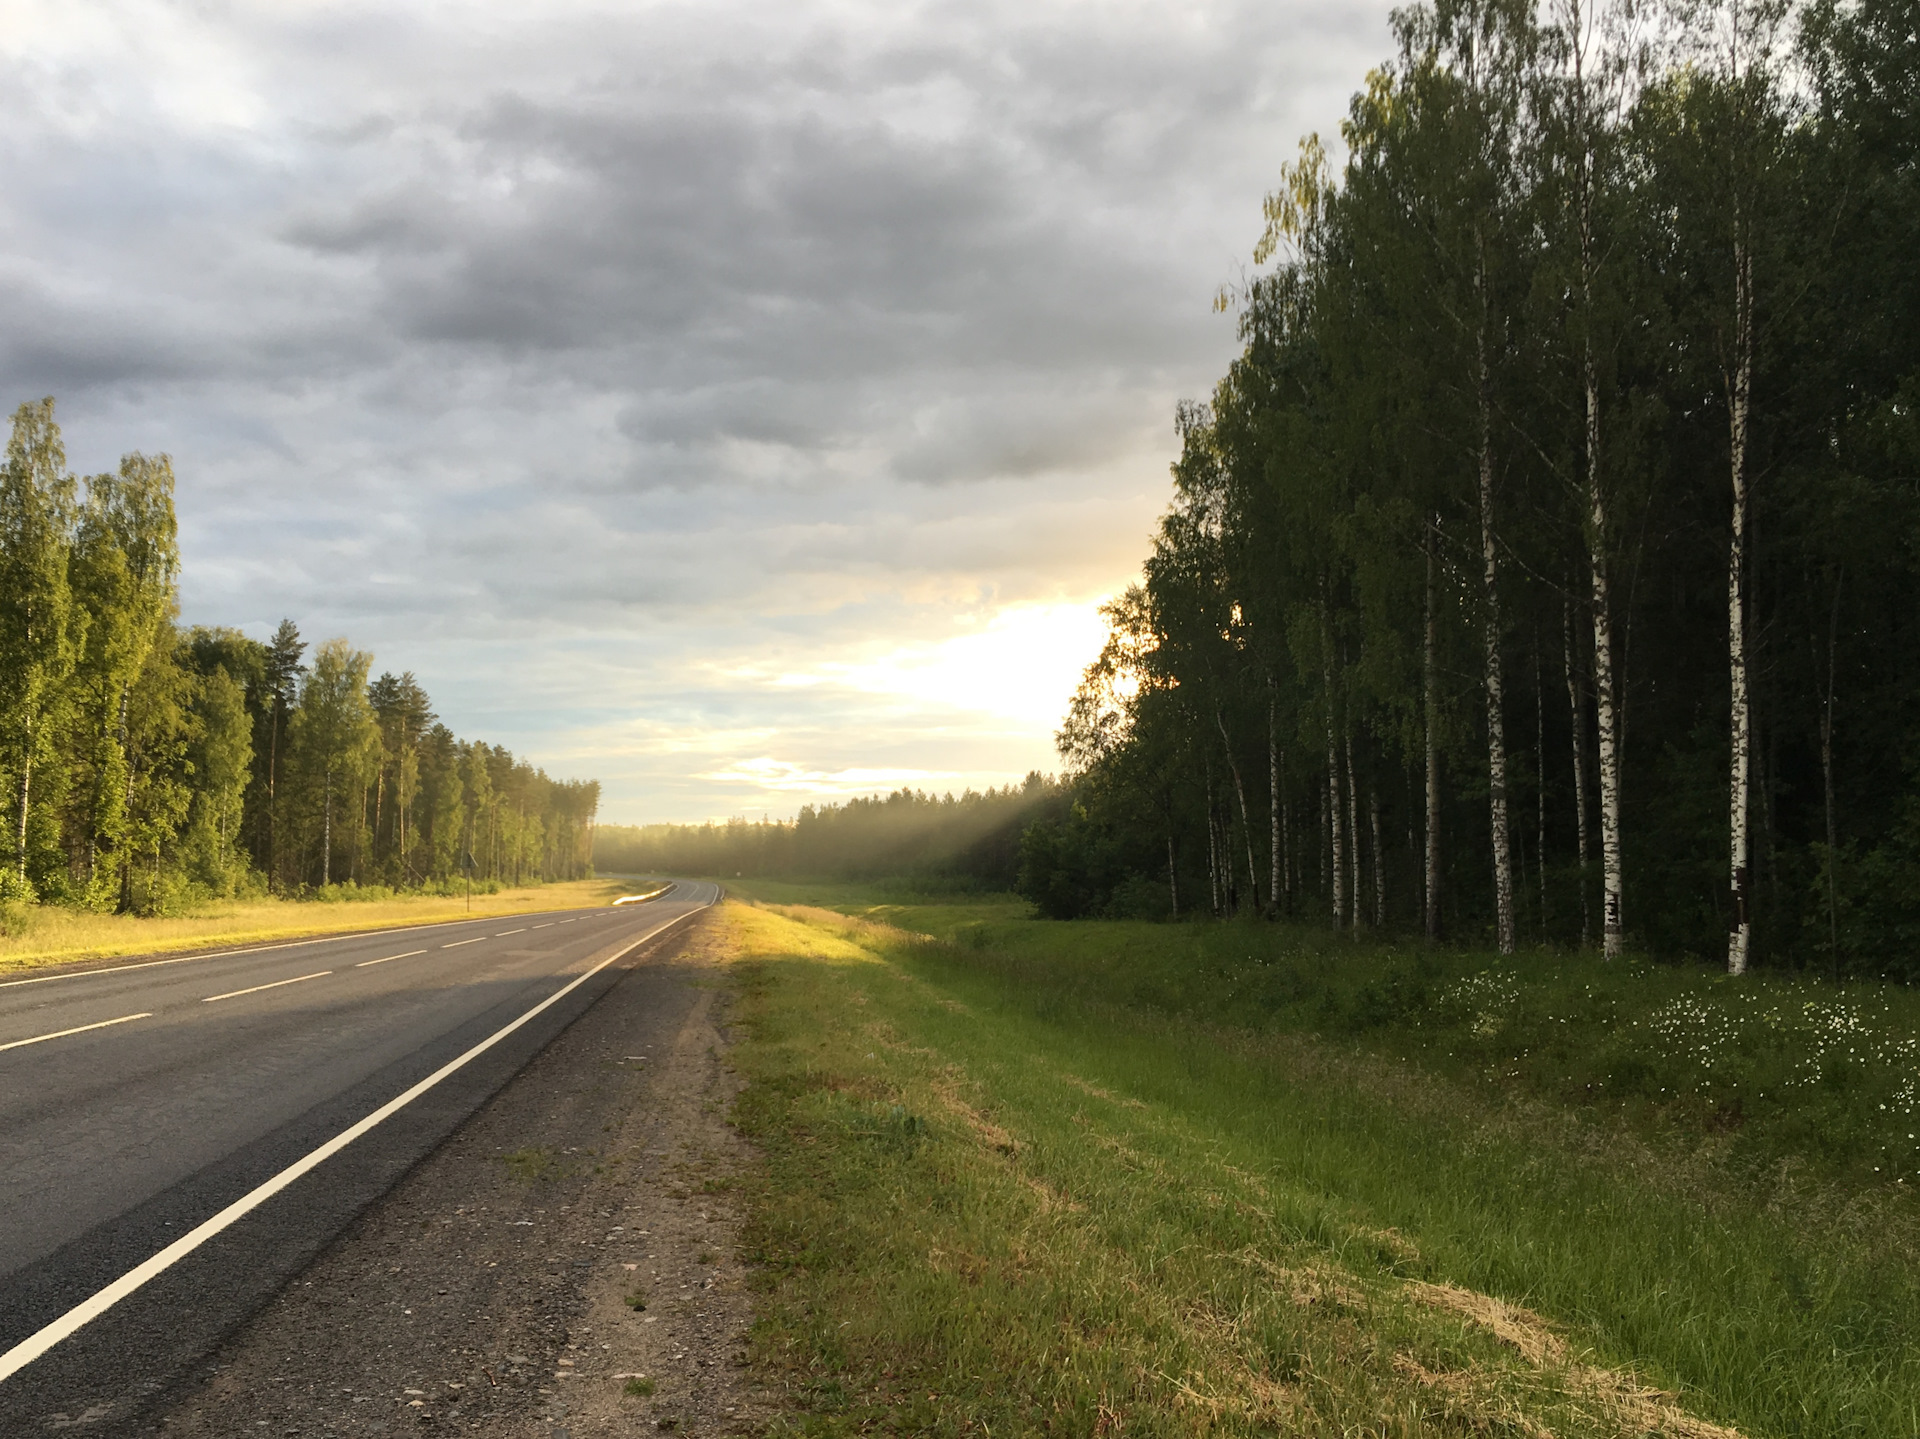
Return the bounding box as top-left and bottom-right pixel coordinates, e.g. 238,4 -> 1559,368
3,0 -> 1395,824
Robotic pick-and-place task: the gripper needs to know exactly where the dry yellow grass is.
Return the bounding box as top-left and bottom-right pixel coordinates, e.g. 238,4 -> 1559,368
0,877 -> 638,976
1407,1283 -> 1748,1439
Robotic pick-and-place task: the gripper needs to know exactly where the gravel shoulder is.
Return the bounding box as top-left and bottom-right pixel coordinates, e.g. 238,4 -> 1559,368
141,907 -> 770,1439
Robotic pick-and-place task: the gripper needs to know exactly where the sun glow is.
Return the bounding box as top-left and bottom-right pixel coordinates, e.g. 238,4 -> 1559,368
791,602 -> 1110,726
698,758 -> 956,795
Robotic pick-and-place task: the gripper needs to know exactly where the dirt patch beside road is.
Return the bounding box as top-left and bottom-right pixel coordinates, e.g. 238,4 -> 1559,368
143,910 -> 772,1439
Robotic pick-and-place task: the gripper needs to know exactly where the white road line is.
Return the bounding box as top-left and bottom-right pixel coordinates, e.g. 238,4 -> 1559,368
441,937 -> 485,949
0,901 -> 707,1385
531,924 -> 553,929
354,950 -> 427,969
0,1012 -> 152,1054
0,945 -> 326,990
202,971 -> 331,1003
495,929 -> 525,936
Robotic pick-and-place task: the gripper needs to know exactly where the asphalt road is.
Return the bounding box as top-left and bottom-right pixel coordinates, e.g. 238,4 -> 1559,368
0,882 -> 717,1432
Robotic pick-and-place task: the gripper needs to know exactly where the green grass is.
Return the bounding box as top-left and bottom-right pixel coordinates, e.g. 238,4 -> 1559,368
500,1146 -> 570,1183
723,892 -> 1920,1438
755,883 -> 1920,1191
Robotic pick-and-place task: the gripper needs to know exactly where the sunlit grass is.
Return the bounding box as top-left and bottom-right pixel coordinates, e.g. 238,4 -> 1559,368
721,892 -> 1920,1438
752,883 -> 1920,1189
0,877 -> 633,975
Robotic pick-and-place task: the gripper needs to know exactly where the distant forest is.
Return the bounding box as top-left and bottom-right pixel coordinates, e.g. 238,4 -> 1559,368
594,777 -> 1062,886
1022,0 -> 1920,976
0,398 -> 599,913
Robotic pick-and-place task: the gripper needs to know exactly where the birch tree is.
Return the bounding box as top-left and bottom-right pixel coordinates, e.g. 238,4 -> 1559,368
289,639 -> 376,888
1542,0 -> 1642,956
0,400 -> 81,896
187,665 -> 253,891
1378,0 -> 1540,953
68,453 -> 179,901
1646,0 -> 1791,973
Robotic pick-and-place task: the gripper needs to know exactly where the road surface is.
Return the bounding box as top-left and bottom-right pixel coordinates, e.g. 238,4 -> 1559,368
0,882 -> 716,1431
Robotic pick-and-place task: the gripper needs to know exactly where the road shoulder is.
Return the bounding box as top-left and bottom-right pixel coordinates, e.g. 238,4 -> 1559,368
144,907 -> 770,1439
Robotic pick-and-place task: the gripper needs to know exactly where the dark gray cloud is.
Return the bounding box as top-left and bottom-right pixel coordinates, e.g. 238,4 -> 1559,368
2,0 -> 1394,820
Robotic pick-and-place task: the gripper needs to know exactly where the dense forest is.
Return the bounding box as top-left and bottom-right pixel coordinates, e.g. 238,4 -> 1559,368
0,399 -> 600,913
1021,0 -> 1920,976
595,777 -> 1061,886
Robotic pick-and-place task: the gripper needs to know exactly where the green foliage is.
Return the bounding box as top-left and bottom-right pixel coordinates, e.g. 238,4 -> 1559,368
0,401 -> 601,915
1014,806 -> 1131,919
1052,0 -> 1920,972
0,398 -> 83,894
285,638 -> 378,888
183,665 -> 253,896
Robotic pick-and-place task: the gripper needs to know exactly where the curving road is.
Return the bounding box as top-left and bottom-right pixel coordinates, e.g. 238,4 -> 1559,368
0,881 -> 717,1431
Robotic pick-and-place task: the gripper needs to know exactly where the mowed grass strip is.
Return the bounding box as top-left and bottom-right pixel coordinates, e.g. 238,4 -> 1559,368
758,880 -> 1920,1192
721,900 -> 1779,1439
736,883 -> 1920,1429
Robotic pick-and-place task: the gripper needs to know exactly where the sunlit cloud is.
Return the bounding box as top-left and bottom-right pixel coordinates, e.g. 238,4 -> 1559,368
700,758 -> 959,795
787,602 -> 1110,727
0,0 -> 1401,823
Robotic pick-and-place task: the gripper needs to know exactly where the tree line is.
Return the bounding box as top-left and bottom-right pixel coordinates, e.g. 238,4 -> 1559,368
1023,0 -> 1920,975
0,398 -> 600,913
595,777 -> 1061,886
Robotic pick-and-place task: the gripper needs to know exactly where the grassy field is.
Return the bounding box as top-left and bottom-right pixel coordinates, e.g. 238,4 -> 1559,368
716,886 -> 1920,1438
0,877 -> 650,975
736,879 -> 1920,1189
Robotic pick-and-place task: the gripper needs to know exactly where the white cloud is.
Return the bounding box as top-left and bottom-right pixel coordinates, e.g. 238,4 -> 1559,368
1,0 -> 1400,822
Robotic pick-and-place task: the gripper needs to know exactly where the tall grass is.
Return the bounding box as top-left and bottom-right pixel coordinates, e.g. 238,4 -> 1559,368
802,894 -> 1920,1189
728,891 -> 1920,1437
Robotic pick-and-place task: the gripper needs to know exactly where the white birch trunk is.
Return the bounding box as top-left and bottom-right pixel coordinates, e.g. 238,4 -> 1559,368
1563,0 -> 1625,959
1727,226 -> 1754,975
15,719 -> 31,887
1477,313 -> 1516,955
1590,506 -> 1624,956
